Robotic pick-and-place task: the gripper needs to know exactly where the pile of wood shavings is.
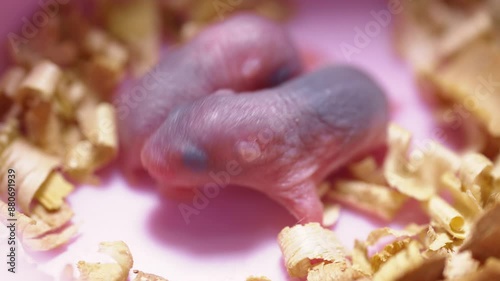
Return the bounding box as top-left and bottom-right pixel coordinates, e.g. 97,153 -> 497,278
395,0 -> 500,155
0,0 -> 290,279
0,0 -> 289,253
268,3 -> 500,279
272,2 -> 500,279
277,123 -> 500,280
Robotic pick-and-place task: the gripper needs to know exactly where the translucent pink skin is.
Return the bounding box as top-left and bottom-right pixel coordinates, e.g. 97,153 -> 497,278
116,13 -> 301,176
142,66 -> 389,223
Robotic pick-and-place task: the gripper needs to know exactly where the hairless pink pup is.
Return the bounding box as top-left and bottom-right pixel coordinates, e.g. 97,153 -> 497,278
141,66 -> 389,223
116,13 -> 301,176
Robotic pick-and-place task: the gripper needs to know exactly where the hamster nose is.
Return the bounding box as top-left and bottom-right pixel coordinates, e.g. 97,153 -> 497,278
182,145 -> 208,172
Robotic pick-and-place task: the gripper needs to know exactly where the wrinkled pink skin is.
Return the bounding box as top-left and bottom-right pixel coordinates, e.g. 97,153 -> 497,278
142,66 -> 389,223
116,13 -> 301,177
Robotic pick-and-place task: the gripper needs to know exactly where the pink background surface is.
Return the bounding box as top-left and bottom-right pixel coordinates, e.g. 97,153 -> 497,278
0,0 -> 438,280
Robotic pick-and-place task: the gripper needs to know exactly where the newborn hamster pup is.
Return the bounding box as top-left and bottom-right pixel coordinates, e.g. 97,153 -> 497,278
141,66 -> 389,223
117,13 -> 301,176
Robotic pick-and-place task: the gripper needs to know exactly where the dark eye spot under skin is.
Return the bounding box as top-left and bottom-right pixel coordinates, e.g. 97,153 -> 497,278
268,63 -> 297,87
182,145 -> 208,172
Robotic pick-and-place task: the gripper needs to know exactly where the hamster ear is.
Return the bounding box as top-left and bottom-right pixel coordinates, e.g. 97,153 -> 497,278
266,181 -> 324,224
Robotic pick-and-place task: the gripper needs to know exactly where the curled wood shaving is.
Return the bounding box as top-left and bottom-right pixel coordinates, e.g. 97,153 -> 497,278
444,251 -> 480,279
30,202 -> 74,230
63,140 -> 100,183
328,180 -> 407,221
23,101 -> 63,155
76,241 -> 133,281
458,153 -> 493,206
352,240 -> 372,276
66,101 -> 117,182
78,101 -> 117,154
35,172 -> 74,211
372,241 -> 425,281
460,203 -> 500,262
371,239 -> 412,272
23,223 -> 78,251
63,241 -> 170,281
365,225 -> 427,246
133,270 -> 169,281
322,203 -> 341,227
1,200 -> 49,238
384,124 -> 459,200
441,172 -> 482,220
16,60 -> 62,103
279,121 -> 500,280
384,124 -> 432,200
0,138 -> 60,213
56,76 -> 86,120
278,223 -> 347,278
424,196 -> 467,239
0,200 -> 77,250
357,225 -> 428,275
348,156 -> 386,185
0,66 -> 26,99
428,40 -> 500,137
105,0 -> 161,76
83,33 -> 129,96
307,262 -> 368,281
425,226 -> 453,252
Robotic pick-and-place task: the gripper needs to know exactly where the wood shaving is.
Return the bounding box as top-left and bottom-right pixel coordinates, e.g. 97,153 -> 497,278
278,223 -> 347,278
0,0 -> 290,260
425,226 -> 453,252
371,238 -> 412,272
460,204 -> 500,262
0,200 -> 77,251
384,124 -> 459,200
246,276 -> 272,281
133,270 -> 169,281
279,123 -> 500,280
0,66 -> 26,99
0,138 -> 61,213
323,203 -> 341,227
105,0 -> 161,76
35,172 -> 74,211
372,241 -> 425,281
424,196 -> 467,239
348,157 -> 386,185
161,0 -> 291,41
72,241 -> 133,281
63,241 -> 169,281
307,262 -> 368,281
444,251 -> 480,279
395,0 -> 500,143
16,60 -> 62,103
352,240 -> 372,276
328,180 -> 407,221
